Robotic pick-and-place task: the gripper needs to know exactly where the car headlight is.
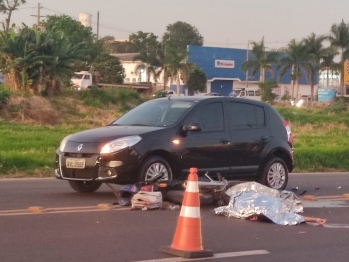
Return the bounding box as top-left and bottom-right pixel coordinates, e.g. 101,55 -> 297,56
59,135 -> 71,152
100,135 -> 142,154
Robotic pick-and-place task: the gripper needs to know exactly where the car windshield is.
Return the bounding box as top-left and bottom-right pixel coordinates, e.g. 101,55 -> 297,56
111,100 -> 196,127
229,90 -> 242,97
71,73 -> 84,79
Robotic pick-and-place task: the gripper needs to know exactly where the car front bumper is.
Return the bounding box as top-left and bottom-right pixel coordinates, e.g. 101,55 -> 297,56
54,148 -> 140,184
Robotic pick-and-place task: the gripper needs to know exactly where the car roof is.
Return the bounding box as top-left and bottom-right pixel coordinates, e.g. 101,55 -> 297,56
154,96 -> 269,106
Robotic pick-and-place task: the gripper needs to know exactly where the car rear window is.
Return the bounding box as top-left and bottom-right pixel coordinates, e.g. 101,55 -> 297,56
228,102 -> 265,129
190,102 -> 224,131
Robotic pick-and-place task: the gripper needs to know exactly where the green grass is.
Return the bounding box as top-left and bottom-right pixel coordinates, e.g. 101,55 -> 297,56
276,101 -> 349,172
0,121 -> 83,177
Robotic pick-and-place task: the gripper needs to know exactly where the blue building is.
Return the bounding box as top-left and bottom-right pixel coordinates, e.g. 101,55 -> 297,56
183,45 -> 315,98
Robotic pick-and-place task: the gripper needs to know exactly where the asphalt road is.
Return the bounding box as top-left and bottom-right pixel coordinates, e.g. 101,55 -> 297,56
1,173 -> 349,262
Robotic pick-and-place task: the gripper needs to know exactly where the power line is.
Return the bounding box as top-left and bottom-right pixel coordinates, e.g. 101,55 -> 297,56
31,3 -> 44,26
21,5 -> 301,46
42,7 -> 135,34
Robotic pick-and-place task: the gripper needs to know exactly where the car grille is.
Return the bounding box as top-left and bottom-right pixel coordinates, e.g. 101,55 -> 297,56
64,153 -> 95,158
61,167 -> 97,180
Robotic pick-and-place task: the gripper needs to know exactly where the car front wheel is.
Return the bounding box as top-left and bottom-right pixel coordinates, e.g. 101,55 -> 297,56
259,157 -> 288,190
68,180 -> 102,193
139,156 -> 172,182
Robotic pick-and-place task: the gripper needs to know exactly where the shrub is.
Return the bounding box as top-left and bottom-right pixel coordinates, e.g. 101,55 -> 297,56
80,87 -> 118,107
322,98 -> 347,114
0,86 -> 10,106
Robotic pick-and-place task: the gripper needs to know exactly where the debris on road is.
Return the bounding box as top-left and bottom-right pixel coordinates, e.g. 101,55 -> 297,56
214,182 -> 326,226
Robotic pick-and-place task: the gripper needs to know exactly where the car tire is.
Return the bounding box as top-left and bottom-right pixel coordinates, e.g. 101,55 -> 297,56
259,157 -> 288,190
68,180 -> 102,193
139,156 -> 172,182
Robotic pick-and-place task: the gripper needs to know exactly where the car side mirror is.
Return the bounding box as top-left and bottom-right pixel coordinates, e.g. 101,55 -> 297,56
182,123 -> 202,133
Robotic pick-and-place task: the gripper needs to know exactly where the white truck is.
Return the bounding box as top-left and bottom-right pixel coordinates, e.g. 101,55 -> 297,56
70,71 -> 99,90
229,87 -> 261,101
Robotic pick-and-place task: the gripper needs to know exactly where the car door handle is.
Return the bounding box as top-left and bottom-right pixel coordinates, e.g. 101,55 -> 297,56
260,136 -> 269,142
219,139 -> 231,145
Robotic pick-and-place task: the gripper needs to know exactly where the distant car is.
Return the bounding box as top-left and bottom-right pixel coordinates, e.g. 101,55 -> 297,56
300,95 -> 311,101
54,96 -> 294,193
283,121 -> 293,143
205,92 -> 221,96
152,90 -> 176,98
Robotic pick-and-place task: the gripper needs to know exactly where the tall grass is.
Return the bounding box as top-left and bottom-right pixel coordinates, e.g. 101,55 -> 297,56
276,102 -> 349,172
79,87 -> 146,112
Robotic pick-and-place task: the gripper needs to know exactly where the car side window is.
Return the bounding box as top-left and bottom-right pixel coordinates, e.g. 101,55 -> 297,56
191,102 -> 224,131
228,102 -> 265,129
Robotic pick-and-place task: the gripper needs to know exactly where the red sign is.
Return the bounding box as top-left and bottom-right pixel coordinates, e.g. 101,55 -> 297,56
215,60 -> 235,68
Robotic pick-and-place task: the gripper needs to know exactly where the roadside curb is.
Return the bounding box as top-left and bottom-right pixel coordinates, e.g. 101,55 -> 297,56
28,206 -> 47,213
301,194 -> 349,201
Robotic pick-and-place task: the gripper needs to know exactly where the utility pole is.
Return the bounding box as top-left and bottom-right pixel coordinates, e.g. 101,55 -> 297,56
97,11 -> 99,40
246,40 -> 250,88
31,3 -> 44,27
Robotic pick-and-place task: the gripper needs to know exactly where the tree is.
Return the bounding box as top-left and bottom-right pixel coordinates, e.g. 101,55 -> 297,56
278,39 -> 307,100
0,25 -> 48,92
92,53 -> 125,84
97,36 -> 137,53
258,78 -> 278,102
162,21 -> 203,51
328,20 -> 349,95
0,0 -> 26,34
181,62 -> 207,95
41,15 -> 97,67
241,37 -> 279,82
129,31 -> 162,82
162,46 -> 187,95
43,32 -> 91,95
302,33 -> 329,102
320,51 -> 340,87
162,21 -> 203,94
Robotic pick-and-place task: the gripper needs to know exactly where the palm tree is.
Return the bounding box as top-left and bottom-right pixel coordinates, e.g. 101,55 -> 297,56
328,20 -> 349,95
241,37 -> 279,82
162,45 -> 188,95
278,39 -> 307,100
43,32 -> 90,95
129,32 -> 163,83
0,26 -> 47,92
320,51 -> 340,88
133,44 -> 162,83
302,33 -> 330,102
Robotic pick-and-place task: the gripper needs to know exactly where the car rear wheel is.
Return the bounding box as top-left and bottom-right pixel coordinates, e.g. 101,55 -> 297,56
259,157 -> 288,190
68,180 -> 102,193
139,156 -> 172,182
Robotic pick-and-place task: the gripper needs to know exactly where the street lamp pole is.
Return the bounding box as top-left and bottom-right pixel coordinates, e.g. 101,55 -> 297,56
97,11 -> 100,40
246,40 -> 250,87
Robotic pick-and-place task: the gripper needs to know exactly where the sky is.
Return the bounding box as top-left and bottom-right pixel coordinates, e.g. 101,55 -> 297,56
5,0 -> 349,50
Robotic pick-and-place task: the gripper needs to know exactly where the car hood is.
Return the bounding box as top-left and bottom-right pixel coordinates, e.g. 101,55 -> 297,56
68,125 -> 165,144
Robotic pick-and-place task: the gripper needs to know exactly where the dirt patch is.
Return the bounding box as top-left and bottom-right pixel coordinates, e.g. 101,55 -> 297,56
0,96 -> 62,125
0,95 -> 120,127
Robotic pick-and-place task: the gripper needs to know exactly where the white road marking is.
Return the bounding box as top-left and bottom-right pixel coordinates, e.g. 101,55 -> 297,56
0,205 -> 130,216
132,250 -> 269,262
302,200 -> 349,208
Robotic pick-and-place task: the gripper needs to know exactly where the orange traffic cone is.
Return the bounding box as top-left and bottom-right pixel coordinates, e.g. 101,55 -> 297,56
160,167 -> 213,258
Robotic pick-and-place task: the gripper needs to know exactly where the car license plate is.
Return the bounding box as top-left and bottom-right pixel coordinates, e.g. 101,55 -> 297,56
66,158 -> 85,169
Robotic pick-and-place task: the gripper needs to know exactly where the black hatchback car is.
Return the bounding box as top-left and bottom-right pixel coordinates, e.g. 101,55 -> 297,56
54,96 -> 293,193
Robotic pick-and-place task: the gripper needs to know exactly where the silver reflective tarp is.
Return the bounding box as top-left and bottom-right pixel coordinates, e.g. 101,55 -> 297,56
214,182 -> 305,225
